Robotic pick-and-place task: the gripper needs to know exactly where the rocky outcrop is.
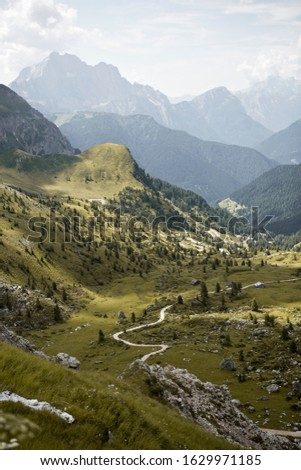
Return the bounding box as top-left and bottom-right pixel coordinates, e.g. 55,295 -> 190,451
0,323 -> 49,361
0,85 -> 74,155
0,280 -> 67,329
136,361 -> 299,450
0,323 -> 80,369
54,352 -> 80,369
0,391 -> 74,423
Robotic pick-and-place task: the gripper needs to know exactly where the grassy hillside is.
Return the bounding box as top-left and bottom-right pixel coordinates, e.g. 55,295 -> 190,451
0,342 -> 235,450
229,164 -> 301,235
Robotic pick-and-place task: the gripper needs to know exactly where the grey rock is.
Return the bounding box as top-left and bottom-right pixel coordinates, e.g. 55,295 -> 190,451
220,357 -> 237,371
54,353 -> 80,369
266,384 -> 280,394
252,329 -> 269,336
231,399 -> 241,408
292,381 -> 301,398
117,311 -> 126,320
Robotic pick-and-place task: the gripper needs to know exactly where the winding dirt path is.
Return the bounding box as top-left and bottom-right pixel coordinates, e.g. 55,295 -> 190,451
241,277 -> 301,290
112,305 -> 172,362
113,278 -> 301,361
114,278 -> 301,438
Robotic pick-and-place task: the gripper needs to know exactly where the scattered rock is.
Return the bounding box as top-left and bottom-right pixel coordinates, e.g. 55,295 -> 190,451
252,329 -> 269,337
247,405 -> 256,413
220,357 -> 237,371
292,381 -> 301,398
231,399 -> 241,408
117,311 -> 126,321
54,353 -> 80,369
266,384 -> 280,394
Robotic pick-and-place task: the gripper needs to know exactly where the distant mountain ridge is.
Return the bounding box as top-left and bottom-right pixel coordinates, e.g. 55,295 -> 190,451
236,75 -> 301,132
57,111 -> 277,202
256,119 -> 301,164
0,84 -> 74,155
186,87 -> 272,147
10,52 -> 271,148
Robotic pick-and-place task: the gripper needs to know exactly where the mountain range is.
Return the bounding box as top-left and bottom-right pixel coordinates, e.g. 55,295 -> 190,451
56,111 -> 277,202
236,75 -> 301,132
11,52 -> 273,148
256,119 -> 301,164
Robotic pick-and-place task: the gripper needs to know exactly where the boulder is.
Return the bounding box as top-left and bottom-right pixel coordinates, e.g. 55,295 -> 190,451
54,352 -> 80,369
117,311 -> 126,320
266,384 -> 279,393
220,357 -> 237,371
292,381 -> 301,398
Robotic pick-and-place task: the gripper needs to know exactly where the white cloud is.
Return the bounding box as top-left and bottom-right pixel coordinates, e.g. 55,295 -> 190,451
0,0 -> 103,84
224,1 -> 301,25
237,40 -> 301,82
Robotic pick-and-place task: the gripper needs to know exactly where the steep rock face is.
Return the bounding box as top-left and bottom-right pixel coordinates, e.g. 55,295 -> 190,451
136,361 -> 299,450
0,85 -> 74,155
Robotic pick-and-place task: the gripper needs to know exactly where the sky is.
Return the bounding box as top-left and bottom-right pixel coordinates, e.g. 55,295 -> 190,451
0,0 -> 300,96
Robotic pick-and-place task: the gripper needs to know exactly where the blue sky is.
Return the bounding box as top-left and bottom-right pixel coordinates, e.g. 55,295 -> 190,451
0,0 -> 300,95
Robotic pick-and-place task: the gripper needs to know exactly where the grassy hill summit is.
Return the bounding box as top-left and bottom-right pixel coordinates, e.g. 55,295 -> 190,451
0,144 -> 144,198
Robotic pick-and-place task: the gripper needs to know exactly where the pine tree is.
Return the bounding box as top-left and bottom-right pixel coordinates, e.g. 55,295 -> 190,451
220,294 -> 226,311
54,302 -> 62,322
281,326 -> 289,341
290,339 -> 298,354
98,329 -> 105,343
62,288 -> 67,302
200,282 -> 208,307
